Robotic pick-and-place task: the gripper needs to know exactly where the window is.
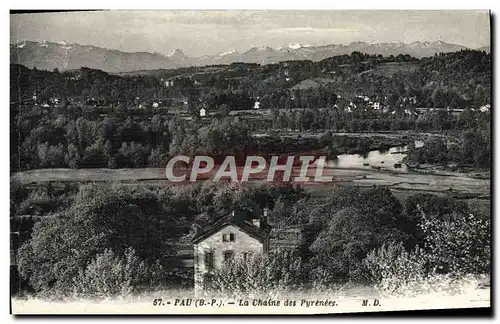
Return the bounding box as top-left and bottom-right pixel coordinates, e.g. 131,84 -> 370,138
223,251 -> 234,262
243,252 -> 253,262
203,274 -> 214,290
204,252 -> 214,270
223,233 -> 235,242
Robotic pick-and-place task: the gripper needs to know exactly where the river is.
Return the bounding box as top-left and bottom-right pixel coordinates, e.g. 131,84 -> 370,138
328,140 -> 425,172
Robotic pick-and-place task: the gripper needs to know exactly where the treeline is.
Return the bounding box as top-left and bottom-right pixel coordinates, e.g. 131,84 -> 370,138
12,182 -> 490,297
10,99 -> 490,172
405,128 -> 491,168
269,105 -> 490,132
10,106 -> 265,171
403,106 -> 491,168
255,51 -> 490,110
10,65 -> 168,106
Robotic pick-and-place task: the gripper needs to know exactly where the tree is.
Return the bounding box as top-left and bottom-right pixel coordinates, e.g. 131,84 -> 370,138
219,104 -> 231,117
65,143 -> 81,168
309,187 -> 407,282
17,185 -> 179,295
419,208 -> 490,275
148,147 -> 163,167
362,242 -> 427,296
403,194 -> 469,247
71,247 -> 149,298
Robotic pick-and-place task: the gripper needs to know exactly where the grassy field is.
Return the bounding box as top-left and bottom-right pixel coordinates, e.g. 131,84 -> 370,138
10,165 -> 491,220
11,166 -> 490,197
360,61 -> 419,77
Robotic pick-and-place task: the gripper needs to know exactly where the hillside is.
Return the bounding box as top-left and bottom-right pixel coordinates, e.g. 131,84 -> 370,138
10,40 -> 476,73
11,50 -> 491,111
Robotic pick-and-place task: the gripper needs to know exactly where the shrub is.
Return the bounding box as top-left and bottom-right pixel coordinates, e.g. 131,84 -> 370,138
362,206 -> 491,297
362,242 -> 427,296
71,247 -> 147,298
209,249 -> 304,296
419,207 -> 490,275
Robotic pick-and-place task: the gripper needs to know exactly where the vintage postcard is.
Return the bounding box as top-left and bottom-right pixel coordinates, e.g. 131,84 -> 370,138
9,10 -> 491,315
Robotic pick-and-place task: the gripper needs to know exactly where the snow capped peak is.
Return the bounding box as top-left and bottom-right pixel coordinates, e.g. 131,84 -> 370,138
38,40 -> 49,47
219,50 -> 238,56
246,45 -> 274,52
169,49 -> 187,59
288,43 -> 303,50
286,43 -> 312,50
55,40 -> 74,50
16,41 -> 26,48
257,46 -> 273,51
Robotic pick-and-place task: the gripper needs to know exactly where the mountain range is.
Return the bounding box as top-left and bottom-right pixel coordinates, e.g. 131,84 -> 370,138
10,40 -> 489,73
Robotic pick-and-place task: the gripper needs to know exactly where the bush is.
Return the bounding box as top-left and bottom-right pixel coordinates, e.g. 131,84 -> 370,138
362,205 -> 491,297
71,247 -> 148,298
362,242 -> 427,296
419,208 -> 490,275
209,249 -> 304,295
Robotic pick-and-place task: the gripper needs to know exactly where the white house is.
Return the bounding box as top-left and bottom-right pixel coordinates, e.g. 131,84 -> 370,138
199,107 -> 206,117
192,210 -> 271,292
356,95 -> 370,102
254,101 -> 261,109
479,104 -> 490,113
152,102 -> 159,108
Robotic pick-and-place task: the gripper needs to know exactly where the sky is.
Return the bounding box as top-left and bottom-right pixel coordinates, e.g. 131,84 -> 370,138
10,10 -> 491,57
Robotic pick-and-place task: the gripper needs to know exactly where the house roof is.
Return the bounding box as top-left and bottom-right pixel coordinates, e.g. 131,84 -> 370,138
192,211 -> 271,244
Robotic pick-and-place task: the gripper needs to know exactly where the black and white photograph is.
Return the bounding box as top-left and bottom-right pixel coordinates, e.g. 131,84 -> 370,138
9,9 -> 492,315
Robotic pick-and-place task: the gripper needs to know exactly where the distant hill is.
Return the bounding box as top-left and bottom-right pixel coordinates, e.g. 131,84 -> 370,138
10,41 -> 186,73
11,40 -> 474,73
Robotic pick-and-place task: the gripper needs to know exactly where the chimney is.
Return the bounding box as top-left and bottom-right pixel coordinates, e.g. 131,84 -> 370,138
191,223 -> 201,236
262,207 -> 269,224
